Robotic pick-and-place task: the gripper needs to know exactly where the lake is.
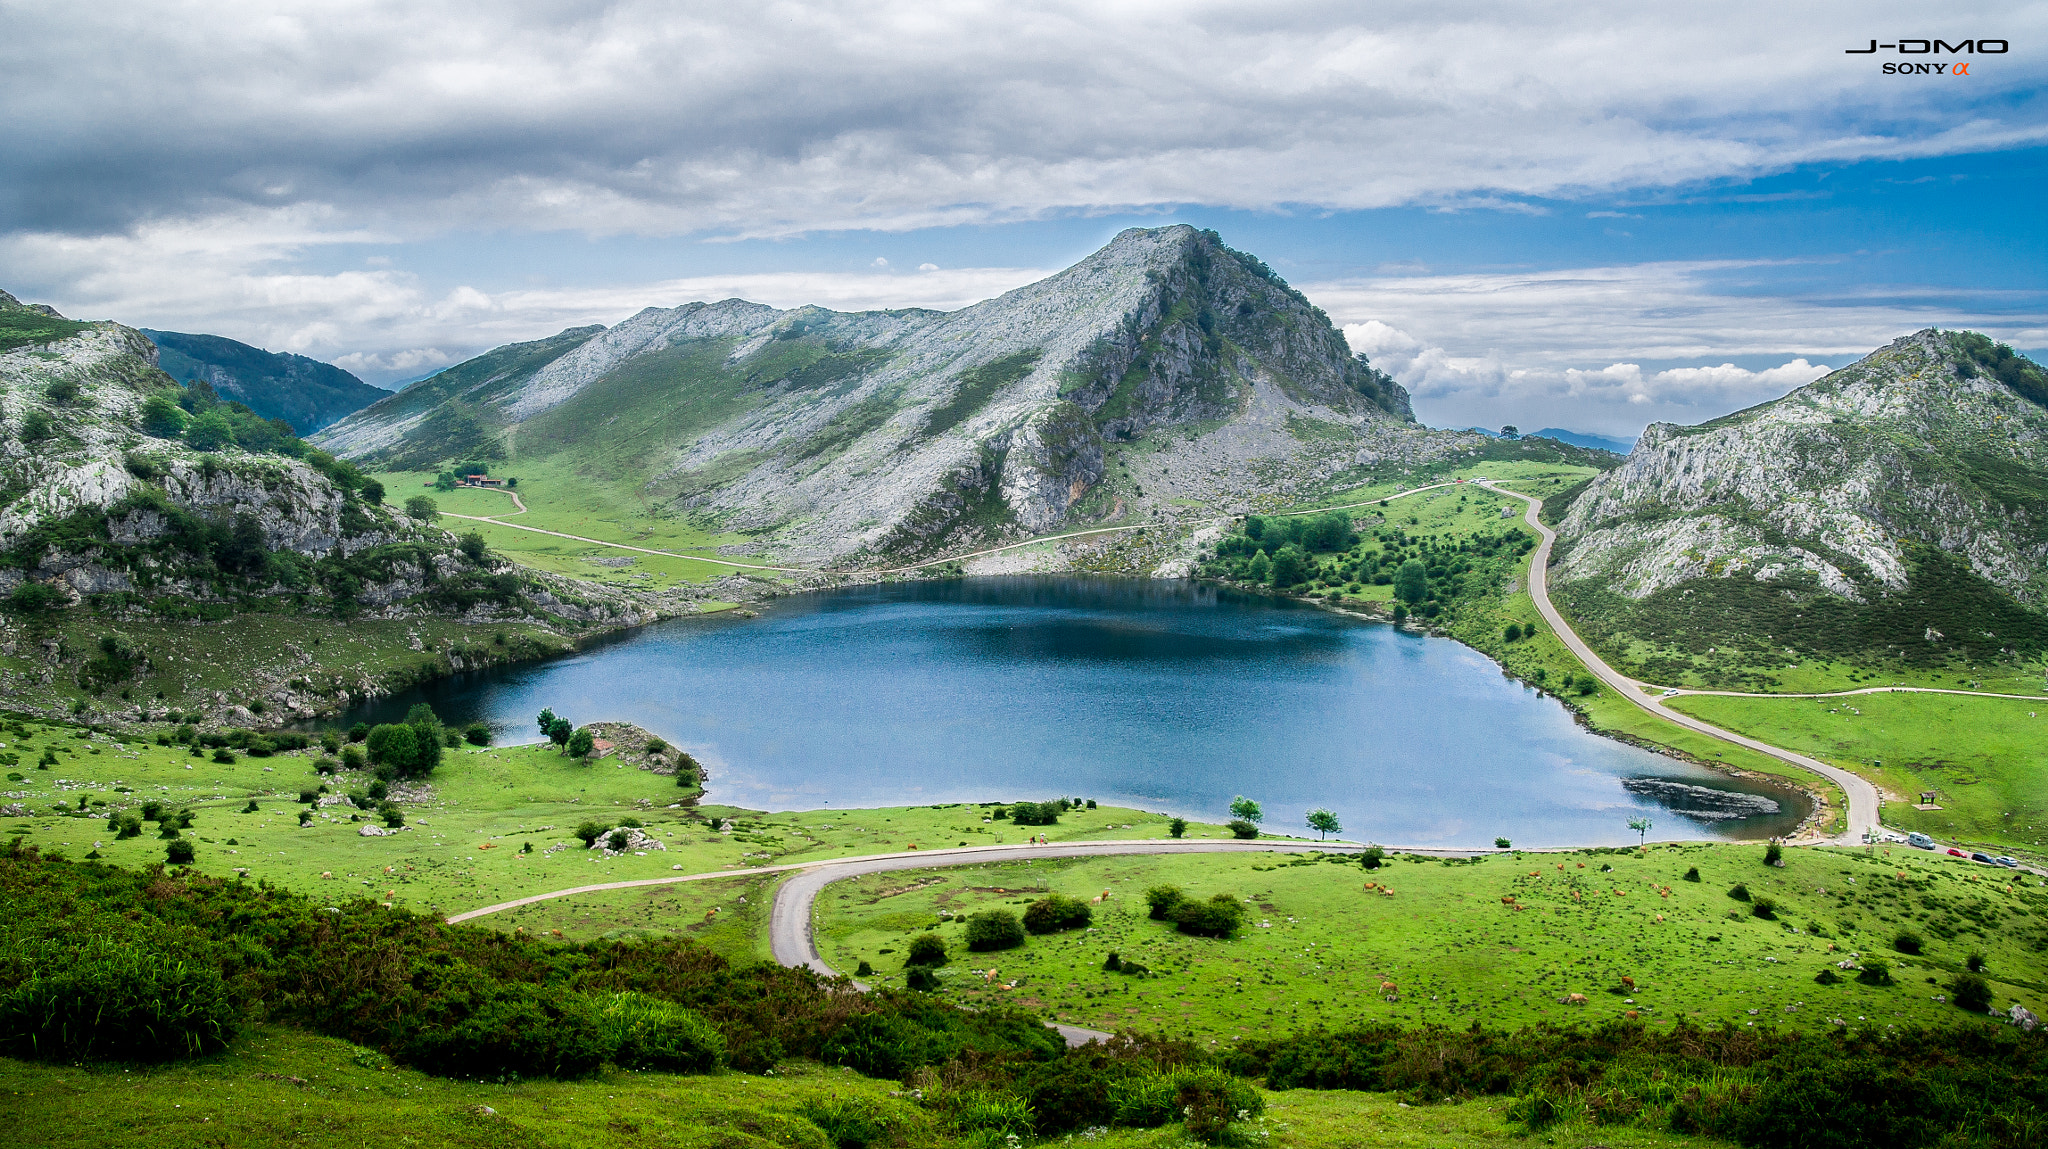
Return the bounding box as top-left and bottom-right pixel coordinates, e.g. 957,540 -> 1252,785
344,576 -> 1809,847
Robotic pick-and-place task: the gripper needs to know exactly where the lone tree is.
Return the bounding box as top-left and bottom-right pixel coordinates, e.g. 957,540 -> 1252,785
1229,796 -> 1264,825
1306,808 -> 1342,839
1628,816 -> 1653,846
567,728 -> 595,759
1393,559 -> 1428,604
547,717 -> 573,754
1167,817 -> 1188,839
404,495 -> 438,520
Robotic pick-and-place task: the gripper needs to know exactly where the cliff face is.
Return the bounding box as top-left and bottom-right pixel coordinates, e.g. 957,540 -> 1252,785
318,226 -> 1451,564
1549,329 -> 2048,666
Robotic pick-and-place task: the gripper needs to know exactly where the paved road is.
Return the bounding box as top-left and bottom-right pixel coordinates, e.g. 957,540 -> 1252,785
1483,480 -> 1882,844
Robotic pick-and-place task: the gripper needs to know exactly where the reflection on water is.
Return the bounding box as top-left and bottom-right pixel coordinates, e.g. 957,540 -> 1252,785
343,576 -> 1809,847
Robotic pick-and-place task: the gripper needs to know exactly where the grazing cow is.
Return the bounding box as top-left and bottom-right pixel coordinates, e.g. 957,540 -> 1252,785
1625,1010 -> 1640,1020
1620,976 -> 1635,992
1565,993 -> 1588,1006
1501,895 -> 1516,905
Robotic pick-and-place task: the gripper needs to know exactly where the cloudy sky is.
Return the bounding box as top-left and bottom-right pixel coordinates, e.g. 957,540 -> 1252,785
4,1 -> 2044,437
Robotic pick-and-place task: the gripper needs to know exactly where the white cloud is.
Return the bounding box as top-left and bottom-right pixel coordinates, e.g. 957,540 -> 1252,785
2,2 -> 2043,241
1324,260 -> 2047,436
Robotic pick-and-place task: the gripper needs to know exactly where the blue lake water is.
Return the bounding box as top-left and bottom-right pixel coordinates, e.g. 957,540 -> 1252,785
346,577 -> 1808,847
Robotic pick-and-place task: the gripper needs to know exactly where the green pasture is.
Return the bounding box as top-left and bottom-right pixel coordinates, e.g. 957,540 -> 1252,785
816,843 -> 2046,1042
2,721 -> 1239,918
0,1023 -> 1718,1149
1669,692 -> 2048,854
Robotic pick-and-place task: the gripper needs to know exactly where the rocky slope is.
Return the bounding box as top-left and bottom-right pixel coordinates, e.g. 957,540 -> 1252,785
318,227 -> 1484,564
1549,329 -> 2048,668
0,292 -> 692,722
144,329 -> 390,433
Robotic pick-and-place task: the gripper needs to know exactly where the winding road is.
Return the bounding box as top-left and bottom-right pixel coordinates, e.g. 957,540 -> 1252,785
1481,479 -> 1882,845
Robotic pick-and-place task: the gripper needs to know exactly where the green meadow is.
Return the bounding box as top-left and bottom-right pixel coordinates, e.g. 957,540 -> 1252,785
1669,691 -> 2048,854
816,843 -> 2047,1043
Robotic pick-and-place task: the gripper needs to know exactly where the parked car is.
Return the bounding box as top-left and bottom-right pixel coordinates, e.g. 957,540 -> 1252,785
1907,832 -> 1935,849
1995,856 -> 2019,868
1971,852 -> 1996,864
1947,848 -> 1968,858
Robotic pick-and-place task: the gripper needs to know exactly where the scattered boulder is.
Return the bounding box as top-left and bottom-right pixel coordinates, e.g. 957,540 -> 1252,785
2014,1004 -> 2041,1032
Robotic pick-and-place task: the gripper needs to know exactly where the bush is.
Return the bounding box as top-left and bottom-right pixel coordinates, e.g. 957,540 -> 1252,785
1227,819 -> 1259,839
112,813 -> 142,839
1764,843 -> 1783,866
605,829 -> 629,852
1727,883 -> 1750,902
1175,894 -> 1248,938
1168,817 -> 1187,838
644,736 -> 668,754
1814,968 -> 1843,985
298,788 -> 320,804
390,983 -> 612,1079
1751,896 -> 1777,920
1144,885 -> 1186,920
1110,1067 -> 1263,1137
574,821 -> 606,847
463,723 -> 490,746
1360,846 -> 1384,870
905,933 -> 947,967
165,839 -> 194,864
212,749 -> 236,764
1966,952 -> 1986,973
596,991 -> 724,1072
964,910 -> 1024,952
341,745 -> 367,770
1857,959 -> 1894,986
1023,894 -> 1092,935
1893,930 -> 1923,955
1949,973 -> 1993,1013
904,966 -> 939,992
1683,866 -> 1701,882
404,495 -> 438,520
1494,837 -> 1512,849
1009,801 -> 1060,826
567,728 -> 596,759
0,936 -> 238,1061
377,801 -> 404,828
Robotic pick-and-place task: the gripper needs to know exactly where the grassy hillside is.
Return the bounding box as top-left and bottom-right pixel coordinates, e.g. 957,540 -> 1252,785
1667,692 -> 2048,853
143,329 -> 389,434
817,843 -> 2048,1041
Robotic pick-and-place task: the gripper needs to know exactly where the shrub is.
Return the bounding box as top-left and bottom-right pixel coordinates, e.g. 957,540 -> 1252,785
1494,837 -> 1512,849
1168,817 -> 1187,838
855,960 -> 873,977
1009,801 -> 1060,826
320,731 -> 342,754
1814,968 -> 1843,985
0,936 -> 238,1061
165,839 -> 194,864
1727,883 -> 1750,902
964,910 -> 1024,952
404,495 -> 438,520
1110,1067 -> 1263,1136
1750,896 -> 1777,920
212,749 -> 236,764
238,800 -> 258,813
1893,930 -> 1923,955
157,821 -> 180,839
596,991 -> 724,1072
298,788 -> 320,804
141,799 -> 164,821
340,745 -> 367,770
1683,866 -> 1701,882
1175,894 -> 1248,938
802,1095 -> 929,1149
1949,973 -> 1993,1013
1023,894 -> 1092,935
1857,959 -> 1893,986
112,813 -> 142,839
1227,819 -> 1259,839
389,983 -> 611,1079
1360,846 -> 1384,870
904,966 -> 939,992
905,933 -> 947,967
605,829 -> 630,852
574,821 -> 606,847
377,801 -> 404,828
643,736 -> 668,754
1144,885 -> 1186,920
1966,952 -> 1986,973
463,723 -> 490,746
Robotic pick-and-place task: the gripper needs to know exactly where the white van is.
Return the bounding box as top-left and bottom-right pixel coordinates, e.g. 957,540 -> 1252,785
1907,832 -> 1935,850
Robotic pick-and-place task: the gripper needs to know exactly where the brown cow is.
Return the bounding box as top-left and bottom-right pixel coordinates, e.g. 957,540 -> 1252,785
1565,993 -> 1588,1006
1620,976 -> 1636,992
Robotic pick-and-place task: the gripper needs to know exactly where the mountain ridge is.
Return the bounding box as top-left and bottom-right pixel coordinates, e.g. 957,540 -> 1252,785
143,329 -> 390,434
317,226 -> 1465,565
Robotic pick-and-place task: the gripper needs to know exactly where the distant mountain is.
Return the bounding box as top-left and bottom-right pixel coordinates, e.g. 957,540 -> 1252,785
1549,329 -> 2048,671
143,330 -> 389,434
1531,427 -> 1634,454
319,226 -> 1496,565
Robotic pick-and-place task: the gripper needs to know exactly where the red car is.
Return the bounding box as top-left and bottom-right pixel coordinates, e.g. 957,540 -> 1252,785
1946,848 -> 1967,858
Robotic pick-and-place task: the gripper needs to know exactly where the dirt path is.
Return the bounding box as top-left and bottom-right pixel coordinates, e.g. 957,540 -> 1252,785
1483,479 -> 1881,844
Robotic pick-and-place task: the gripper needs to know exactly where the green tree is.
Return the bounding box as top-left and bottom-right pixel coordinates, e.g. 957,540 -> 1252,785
434,471 -> 458,491
1246,551 -> 1271,583
964,910 -> 1025,952
183,408 -> 235,451
1628,816 -> 1652,845
1500,425 -> 1519,439
1229,795 -> 1263,824
567,728 -> 595,759
1268,545 -> 1307,587
458,532 -> 489,563
548,717 -> 573,754
1394,559 -> 1428,604
1167,817 -> 1188,839
19,410 -> 55,442
140,394 -> 186,437
905,933 -> 947,967
364,723 -> 419,774
358,478 -> 385,504
165,839 -> 195,865
536,708 -> 558,740
405,495 -> 438,520
406,703 -> 444,776
1306,808 -> 1341,839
